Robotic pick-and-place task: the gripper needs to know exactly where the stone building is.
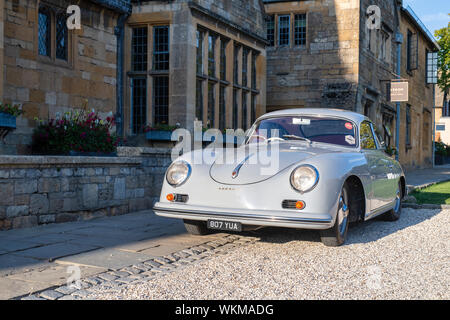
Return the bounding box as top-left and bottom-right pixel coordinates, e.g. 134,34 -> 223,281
0,0 -> 131,155
123,0 -> 267,142
0,0 -> 267,152
435,87 -> 449,145
263,0 -> 439,169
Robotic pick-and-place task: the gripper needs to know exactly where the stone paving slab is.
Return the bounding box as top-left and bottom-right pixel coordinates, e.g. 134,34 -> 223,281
13,243 -> 100,261
0,254 -> 44,277
65,235 -> 136,248
0,277 -> 55,300
0,240 -> 42,253
115,234 -> 222,254
55,248 -> 155,271
405,164 -> 450,188
18,233 -> 80,246
5,264 -> 105,288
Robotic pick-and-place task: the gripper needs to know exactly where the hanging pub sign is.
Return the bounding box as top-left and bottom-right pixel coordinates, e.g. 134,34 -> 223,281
388,80 -> 409,102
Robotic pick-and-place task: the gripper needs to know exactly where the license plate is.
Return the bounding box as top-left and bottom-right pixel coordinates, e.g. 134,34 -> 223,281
207,220 -> 242,232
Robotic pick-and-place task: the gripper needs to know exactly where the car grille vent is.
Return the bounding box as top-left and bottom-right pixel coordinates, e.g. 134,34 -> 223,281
174,194 -> 189,203
282,200 -> 299,209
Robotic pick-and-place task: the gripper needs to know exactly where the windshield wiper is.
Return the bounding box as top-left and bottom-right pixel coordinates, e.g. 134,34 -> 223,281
282,135 -> 312,144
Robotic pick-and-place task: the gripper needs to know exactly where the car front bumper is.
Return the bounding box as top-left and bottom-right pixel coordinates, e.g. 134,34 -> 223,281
153,202 -> 334,230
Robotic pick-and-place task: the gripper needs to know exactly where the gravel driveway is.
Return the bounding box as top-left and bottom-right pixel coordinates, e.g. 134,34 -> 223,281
87,208 -> 449,300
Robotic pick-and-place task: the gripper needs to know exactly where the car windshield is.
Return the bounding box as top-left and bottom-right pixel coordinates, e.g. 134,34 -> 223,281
246,116 -> 358,148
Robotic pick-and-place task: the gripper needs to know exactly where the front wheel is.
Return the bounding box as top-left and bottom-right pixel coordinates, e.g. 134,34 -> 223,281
183,219 -> 210,235
320,184 -> 350,247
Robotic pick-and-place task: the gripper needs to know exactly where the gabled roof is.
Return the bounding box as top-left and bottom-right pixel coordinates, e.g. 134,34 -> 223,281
401,5 -> 439,51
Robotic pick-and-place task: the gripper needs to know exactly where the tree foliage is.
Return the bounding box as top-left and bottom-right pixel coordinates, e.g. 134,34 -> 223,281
435,17 -> 450,94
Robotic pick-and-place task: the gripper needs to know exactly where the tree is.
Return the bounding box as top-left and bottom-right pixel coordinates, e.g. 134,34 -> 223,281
435,17 -> 450,112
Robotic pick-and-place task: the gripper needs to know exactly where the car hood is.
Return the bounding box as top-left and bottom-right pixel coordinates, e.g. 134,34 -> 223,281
209,142 -> 346,185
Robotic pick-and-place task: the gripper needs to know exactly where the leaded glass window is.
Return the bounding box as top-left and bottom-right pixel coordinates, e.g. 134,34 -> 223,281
220,38 -> 227,80
242,91 -> 248,130
233,89 -> 238,129
153,26 -> 170,71
153,76 -> 169,125
294,14 -> 306,46
196,30 -> 204,75
208,34 -> 216,77
242,48 -> 248,87
56,13 -> 68,60
132,27 -> 148,72
196,79 -> 204,122
207,82 -> 215,128
278,15 -> 290,46
38,8 -> 51,57
219,85 -> 226,131
266,15 -> 275,46
131,78 -> 147,134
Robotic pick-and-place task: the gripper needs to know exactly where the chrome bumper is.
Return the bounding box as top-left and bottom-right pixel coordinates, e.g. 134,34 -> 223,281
153,202 -> 334,230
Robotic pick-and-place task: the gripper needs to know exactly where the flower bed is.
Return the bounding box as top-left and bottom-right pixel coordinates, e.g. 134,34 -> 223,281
32,108 -> 119,155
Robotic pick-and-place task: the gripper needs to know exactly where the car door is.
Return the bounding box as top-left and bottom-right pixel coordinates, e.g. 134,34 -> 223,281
360,121 -> 394,212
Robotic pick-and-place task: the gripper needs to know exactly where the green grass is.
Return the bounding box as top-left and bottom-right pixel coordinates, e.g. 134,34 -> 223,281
410,181 -> 450,205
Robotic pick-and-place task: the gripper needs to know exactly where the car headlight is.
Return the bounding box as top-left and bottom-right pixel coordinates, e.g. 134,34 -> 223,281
166,161 -> 192,187
290,165 -> 319,193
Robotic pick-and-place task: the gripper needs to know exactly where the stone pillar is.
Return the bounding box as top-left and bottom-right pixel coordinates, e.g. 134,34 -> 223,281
170,4 -> 196,131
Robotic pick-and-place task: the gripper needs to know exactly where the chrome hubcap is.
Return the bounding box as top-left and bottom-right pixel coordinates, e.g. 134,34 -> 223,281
337,195 -> 349,235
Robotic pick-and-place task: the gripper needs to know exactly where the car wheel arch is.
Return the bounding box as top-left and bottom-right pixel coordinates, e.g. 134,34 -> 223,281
343,175 -> 366,223
399,176 -> 406,199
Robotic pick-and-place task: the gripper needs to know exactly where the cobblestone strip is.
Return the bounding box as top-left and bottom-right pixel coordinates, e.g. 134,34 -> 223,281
17,234 -> 259,300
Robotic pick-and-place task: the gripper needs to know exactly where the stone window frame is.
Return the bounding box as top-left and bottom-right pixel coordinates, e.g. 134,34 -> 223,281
266,15 -> 275,47
406,29 -> 419,72
266,12 -> 308,49
293,13 -> 307,46
277,15 -> 291,47
126,22 -> 171,132
130,77 -> 148,135
153,26 -> 170,72
195,24 -> 260,131
36,2 -> 73,68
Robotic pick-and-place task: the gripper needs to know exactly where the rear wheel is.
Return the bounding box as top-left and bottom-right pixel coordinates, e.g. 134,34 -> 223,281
183,219 -> 210,235
320,184 -> 350,247
381,181 -> 402,221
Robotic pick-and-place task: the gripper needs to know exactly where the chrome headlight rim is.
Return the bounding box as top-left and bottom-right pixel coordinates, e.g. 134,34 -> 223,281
290,164 -> 319,193
166,160 -> 192,187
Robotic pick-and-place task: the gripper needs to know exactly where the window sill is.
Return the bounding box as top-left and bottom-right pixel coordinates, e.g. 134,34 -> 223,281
149,70 -> 169,76
37,55 -> 72,70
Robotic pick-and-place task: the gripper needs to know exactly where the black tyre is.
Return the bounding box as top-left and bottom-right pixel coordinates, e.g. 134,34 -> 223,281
320,183 -> 350,247
381,181 -> 402,221
183,219 -> 210,235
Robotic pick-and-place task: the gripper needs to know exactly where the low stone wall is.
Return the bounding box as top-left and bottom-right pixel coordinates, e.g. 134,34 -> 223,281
0,148 -> 172,230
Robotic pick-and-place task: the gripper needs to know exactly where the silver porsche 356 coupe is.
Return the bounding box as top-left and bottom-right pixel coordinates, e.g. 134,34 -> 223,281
153,108 -> 406,246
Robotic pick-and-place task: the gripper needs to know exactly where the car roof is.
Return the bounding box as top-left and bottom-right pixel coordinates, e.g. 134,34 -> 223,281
257,108 -> 368,124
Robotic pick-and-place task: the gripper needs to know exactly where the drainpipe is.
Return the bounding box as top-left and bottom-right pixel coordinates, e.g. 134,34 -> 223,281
395,32 -> 403,161
432,85 -> 436,168
114,13 -> 129,142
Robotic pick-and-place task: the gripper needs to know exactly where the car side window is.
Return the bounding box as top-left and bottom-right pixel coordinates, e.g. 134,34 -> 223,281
360,121 -> 377,150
